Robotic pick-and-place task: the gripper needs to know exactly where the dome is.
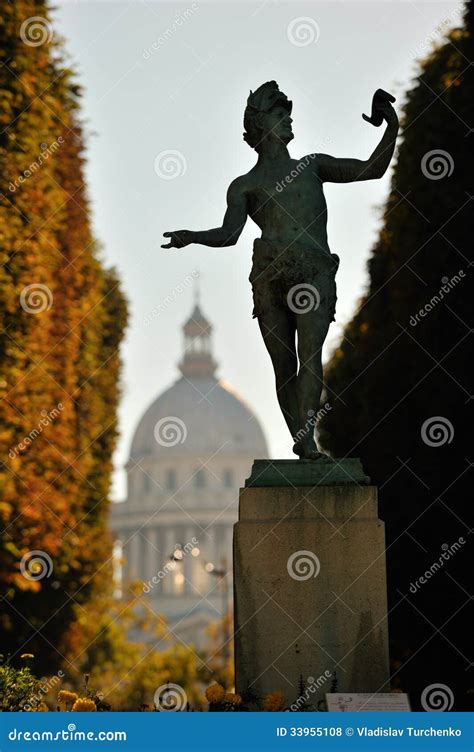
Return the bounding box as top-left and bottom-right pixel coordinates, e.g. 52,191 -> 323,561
129,297 -> 268,460
130,375 -> 268,459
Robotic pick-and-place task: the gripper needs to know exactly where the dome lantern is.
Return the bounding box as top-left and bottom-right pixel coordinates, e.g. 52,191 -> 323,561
179,299 -> 217,378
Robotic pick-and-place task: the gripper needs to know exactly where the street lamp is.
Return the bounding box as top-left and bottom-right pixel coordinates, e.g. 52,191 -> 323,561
170,544 -> 184,562
202,557 -> 230,673
168,545 -> 231,674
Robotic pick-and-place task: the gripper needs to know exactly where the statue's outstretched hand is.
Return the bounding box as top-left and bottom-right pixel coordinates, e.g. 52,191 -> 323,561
161,230 -> 193,249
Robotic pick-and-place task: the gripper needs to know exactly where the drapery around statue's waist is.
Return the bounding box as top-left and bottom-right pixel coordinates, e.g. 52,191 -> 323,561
249,238 -> 340,320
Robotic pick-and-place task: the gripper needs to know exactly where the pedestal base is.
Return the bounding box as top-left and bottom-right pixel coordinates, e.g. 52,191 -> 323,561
233,470 -> 389,709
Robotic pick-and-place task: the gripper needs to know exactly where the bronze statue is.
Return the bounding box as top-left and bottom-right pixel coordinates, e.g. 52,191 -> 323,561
162,82 -> 399,460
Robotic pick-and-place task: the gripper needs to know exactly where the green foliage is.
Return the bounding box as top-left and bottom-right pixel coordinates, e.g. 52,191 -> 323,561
319,4 -> 472,709
70,587 -> 208,710
0,657 -> 41,711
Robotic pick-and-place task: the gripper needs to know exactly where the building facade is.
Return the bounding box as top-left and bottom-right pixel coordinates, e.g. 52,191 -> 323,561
110,298 -> 268,646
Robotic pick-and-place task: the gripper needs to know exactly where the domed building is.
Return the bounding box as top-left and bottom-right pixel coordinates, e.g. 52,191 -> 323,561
110,296 -> 268,647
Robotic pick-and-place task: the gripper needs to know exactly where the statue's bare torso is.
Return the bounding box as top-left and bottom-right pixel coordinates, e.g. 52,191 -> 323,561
238,157 -> 330,254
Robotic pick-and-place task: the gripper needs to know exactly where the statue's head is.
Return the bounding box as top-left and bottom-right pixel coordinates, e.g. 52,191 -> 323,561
243,81 -> 293,151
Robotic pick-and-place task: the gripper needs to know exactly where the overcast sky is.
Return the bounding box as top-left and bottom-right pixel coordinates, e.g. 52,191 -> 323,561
53,0 -> 462,499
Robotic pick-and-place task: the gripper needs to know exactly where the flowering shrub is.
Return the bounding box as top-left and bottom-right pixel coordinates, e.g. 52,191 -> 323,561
57,690 -> 78,709
224,692 -> 242,707
58,674 -> 110,712
205,683 -> 226,703
1,654 -> 336,712
263,691 -> 286,712
203,684 -> 292,712
71,698 -> 97,712
203,683 -> 242,712
0,656 -> 41,711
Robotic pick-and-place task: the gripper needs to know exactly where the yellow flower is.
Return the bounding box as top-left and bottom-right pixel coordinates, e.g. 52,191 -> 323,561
224,692 -> 242,705
205,683 -> 226,703
263,691 -> 285,711
20,653 -> 34,660
58,690 -> 78,706
72,698 -> 97,712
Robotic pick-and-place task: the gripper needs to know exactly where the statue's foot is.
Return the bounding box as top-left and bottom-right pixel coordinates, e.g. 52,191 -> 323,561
292,438 -> 303,458
293,438 -> 328,461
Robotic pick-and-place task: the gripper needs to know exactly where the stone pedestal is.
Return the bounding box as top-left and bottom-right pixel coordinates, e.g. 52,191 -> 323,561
233,459 -> 389,708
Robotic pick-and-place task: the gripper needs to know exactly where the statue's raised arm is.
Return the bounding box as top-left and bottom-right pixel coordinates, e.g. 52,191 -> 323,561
315,91 -> 399,183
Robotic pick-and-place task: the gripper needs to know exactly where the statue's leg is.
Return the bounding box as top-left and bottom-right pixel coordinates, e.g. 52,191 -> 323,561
294,306 -> 331,459
257,305 -> 300,441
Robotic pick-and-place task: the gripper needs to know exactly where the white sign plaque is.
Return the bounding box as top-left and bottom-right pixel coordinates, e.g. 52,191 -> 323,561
326,693 -> 411,712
